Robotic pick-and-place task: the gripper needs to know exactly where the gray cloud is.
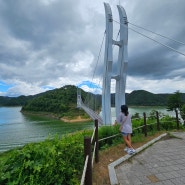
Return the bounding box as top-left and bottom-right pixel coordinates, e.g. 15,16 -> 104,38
0,0 -> 185,96
125,0 -> 185,81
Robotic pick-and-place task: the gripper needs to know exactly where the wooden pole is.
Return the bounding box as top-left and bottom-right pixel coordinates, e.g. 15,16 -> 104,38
156,111 -> 160,131
175,109 -> 179,130
143,112 -> 147,137
84,137 -> 92,185
95,119 -> 99,163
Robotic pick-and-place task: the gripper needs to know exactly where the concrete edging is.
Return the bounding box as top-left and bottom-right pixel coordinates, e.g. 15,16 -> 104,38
108,133 -> 167,185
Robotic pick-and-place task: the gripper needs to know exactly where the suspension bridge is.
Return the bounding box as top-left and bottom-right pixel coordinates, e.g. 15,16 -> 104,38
77,2 -> 185,125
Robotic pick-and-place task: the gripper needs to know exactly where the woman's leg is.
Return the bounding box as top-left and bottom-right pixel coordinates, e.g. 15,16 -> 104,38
123,135 -> 132,148
127,134 -> 134,148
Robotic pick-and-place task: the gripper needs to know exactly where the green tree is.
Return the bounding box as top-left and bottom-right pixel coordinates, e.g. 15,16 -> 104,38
167,91 -> 185,125
181,104 -> 185,125
148,110 -> 164,120
167,91 -> 183,111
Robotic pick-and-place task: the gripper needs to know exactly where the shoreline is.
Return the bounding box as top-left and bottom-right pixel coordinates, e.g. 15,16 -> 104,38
22,110 -> 92,123
60,116 -> 92,123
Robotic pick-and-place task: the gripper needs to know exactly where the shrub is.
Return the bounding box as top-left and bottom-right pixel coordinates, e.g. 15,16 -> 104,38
0,131 -> 91,185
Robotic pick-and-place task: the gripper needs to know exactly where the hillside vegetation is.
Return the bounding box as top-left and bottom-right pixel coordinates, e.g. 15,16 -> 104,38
126,90 -> 170,106
1,85 -> 185,117
22,85 -> 77,113
0,95 -> 35,106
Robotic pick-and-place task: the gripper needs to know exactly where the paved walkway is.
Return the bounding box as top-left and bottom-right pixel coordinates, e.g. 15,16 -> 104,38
109,132 -> 185,185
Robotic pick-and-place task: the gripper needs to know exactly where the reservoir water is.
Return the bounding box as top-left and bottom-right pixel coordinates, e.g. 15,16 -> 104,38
111,106 -> 175,123
0,106 -> 173,153
0,107 -> 94,153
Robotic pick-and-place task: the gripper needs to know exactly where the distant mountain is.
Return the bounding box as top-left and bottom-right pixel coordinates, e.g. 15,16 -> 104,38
1,86 -> 185,113
112,90 -> 185,106
126,90 -> 170,106
0,95 -> 35,106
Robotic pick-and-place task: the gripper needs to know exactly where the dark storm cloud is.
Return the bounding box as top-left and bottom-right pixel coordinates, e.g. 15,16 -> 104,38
0,0 -> 185,96
125,0 -> 185,81
0,0 -> 94,85
128,44 -> 185,79
0,0 -> 83,48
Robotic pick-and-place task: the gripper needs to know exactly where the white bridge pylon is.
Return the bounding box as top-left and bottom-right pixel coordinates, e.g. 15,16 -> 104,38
77,3 -> 128,125
102,3 -> 128,125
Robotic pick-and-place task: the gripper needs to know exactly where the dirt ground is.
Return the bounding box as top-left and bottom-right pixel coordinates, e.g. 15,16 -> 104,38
60,116 -> 92,123
92,132 -> 165,185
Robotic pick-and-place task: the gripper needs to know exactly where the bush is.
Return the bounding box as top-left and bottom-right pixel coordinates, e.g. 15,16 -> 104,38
98,125 -> 122,148
0,131 -> 92,185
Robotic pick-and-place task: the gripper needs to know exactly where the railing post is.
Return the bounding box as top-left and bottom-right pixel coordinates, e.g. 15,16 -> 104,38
175,109 -> 179,130
95,119 -> 99,163
156,111 -> 160,131
143,112 -> 147,137
84,137 -> 92,185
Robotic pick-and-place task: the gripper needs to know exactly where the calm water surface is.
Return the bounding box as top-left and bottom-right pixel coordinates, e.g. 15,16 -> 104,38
0,107 -> 94,153
111,106 -> 174,123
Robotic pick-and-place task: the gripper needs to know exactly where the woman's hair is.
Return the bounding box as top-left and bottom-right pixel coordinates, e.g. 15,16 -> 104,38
121,105 -> 129,116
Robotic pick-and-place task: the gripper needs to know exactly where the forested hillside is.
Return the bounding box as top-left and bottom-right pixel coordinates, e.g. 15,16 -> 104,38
1,85 -> 185,115
21,85 -> 80,114
0,95 -> 35,106
20,85 -> 101,118
126,90 -> 170,106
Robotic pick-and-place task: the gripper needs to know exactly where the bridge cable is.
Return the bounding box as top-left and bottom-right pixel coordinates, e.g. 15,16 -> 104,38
92,31 -> 106,81
128,22 -> 185,45
83,31 -> 106,109
91,31 -> 106,111
113,19 -> 185,57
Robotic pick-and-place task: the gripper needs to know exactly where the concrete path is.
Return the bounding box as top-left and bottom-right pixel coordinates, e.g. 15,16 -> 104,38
109,132 -> 185,185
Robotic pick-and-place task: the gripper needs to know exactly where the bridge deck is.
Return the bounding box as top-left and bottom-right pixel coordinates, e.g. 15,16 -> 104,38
80,103 -> 103,125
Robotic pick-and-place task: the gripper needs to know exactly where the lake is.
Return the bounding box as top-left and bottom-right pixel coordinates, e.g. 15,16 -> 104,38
0,106 -> 173,153
0,107 -> 94,153
111,106 -> 175,123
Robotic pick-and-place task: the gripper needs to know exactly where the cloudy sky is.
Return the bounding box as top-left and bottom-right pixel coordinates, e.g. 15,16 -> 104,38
0,0 -> 185,97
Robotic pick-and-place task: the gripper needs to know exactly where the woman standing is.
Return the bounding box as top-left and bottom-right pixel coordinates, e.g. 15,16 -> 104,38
116,105 -> 135,155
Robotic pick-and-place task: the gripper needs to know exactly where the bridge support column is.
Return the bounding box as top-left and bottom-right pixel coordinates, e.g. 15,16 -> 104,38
115,5 -> 128,119
102,3 -> 128,124
102,3 -> 113,125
